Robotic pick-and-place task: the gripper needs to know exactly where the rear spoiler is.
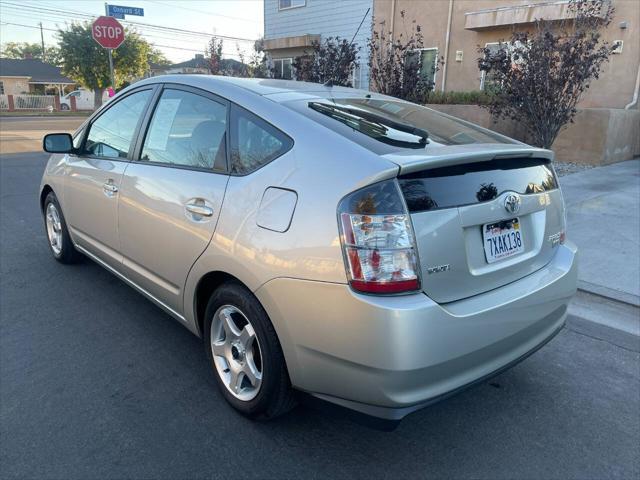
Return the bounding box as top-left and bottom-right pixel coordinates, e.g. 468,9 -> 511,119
382,145 -> 554,176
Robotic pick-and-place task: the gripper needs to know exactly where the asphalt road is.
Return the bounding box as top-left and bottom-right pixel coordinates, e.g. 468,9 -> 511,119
0,116 -> 83,154
1,120 -> 639,479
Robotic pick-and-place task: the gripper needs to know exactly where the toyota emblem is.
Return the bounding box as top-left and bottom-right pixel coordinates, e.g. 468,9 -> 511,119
504,193 -> 521,214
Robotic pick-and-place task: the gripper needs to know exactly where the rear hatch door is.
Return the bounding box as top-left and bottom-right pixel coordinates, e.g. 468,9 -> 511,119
394,153 -> 564,303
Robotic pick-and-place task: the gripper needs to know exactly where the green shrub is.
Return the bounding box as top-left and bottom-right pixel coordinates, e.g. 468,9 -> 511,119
424,90 -> 493,105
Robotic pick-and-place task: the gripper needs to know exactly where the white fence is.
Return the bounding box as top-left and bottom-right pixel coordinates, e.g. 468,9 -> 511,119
0,95 -> 9,110
12,94 -> 57,110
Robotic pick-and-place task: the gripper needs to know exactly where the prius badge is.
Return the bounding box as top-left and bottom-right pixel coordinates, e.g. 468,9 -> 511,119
504,193 -> 521,214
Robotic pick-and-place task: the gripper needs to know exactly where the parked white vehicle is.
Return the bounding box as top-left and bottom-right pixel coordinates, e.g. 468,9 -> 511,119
60,89 -> 110,110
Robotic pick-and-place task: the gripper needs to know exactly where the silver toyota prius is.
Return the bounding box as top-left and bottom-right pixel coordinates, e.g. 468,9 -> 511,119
40,76 -> 577,421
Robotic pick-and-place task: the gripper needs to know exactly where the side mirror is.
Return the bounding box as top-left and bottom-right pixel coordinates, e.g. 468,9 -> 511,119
43,133 -> 75,154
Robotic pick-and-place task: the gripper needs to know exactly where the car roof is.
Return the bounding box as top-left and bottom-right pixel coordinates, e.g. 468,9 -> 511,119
133,74 -> 370,100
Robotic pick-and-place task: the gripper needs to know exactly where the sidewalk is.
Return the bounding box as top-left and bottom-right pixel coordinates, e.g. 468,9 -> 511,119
560,159 -> 640,306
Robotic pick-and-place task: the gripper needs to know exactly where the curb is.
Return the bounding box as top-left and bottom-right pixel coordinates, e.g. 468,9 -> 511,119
568,290 -> 640,337
577,281 -> 640,308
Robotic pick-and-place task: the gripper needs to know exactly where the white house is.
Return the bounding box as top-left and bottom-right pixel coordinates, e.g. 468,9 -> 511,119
263,0 -> 372,89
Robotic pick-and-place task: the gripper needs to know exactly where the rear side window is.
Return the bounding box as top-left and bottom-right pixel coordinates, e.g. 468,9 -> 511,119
399,158 -> 558,213
141,89 -> 228,171
229,105 -> 292,175
84,89 -> 151,158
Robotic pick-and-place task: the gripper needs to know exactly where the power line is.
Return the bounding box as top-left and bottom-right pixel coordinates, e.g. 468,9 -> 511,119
0,5 -> 255,55
0,1 -> 258,43
145,0 -> 258,23
20,0 -> 258,25
2,10 -> 215,45
15,0 -> 112,18
1,21 -> 244,58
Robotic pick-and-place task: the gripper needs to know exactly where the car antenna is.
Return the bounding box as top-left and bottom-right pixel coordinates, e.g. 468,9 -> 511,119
323,7 -> 370,88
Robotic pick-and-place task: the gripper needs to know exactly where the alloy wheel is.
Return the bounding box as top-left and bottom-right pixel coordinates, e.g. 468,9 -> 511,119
45,203 -> 63,256
210,305 -> 263,401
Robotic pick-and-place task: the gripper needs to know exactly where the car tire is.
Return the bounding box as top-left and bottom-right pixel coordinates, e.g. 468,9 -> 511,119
60,104 -> 70,111
43,191 -> 82,264
204,281 -> 296,419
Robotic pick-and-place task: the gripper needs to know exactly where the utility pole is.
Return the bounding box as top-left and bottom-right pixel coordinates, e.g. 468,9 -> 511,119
104,3 -> 115,91
39,22 -> 45,62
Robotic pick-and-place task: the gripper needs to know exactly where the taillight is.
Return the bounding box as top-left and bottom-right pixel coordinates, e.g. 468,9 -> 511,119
338,179 -> 421,294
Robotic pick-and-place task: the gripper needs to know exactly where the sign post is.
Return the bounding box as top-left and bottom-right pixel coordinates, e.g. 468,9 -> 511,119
105,4 -> 114,92
92,14 -> 125,93
100,3 -> 142,92
108,48 -> 115,93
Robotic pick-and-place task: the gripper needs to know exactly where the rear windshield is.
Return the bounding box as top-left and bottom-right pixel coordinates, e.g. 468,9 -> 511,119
399,158 -> 558,213
284,97 -> 516,154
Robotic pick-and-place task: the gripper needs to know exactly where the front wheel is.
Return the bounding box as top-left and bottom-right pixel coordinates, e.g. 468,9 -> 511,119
204,282 -> 296,419
43,192 -> 82,263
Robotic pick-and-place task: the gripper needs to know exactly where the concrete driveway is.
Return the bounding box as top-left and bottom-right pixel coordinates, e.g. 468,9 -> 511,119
561,160 -> 640,306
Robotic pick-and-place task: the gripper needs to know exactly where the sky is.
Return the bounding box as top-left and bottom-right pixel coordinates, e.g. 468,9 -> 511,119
0,0 -> 264,63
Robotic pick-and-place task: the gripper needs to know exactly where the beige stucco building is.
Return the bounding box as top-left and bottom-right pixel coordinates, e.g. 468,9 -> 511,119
374,0 -> 640,108
373,0 -> 639,164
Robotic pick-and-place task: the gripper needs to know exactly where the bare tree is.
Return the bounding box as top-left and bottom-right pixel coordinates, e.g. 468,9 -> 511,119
292,37 -> 359,86
236,39 -> 271,78
368,11 -> 438,102
207,37 -> 223,75
477,0 -> 614,149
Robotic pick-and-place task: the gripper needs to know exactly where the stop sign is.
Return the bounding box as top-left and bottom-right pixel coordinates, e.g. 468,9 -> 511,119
92,16 -> 125,49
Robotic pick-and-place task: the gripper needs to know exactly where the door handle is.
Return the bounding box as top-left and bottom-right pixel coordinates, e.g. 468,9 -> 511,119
103,180 -> 118,195
185,203 -> 213,217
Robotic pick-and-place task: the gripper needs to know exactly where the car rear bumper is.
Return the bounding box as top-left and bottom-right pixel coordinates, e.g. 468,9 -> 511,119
255,241 -> 577,420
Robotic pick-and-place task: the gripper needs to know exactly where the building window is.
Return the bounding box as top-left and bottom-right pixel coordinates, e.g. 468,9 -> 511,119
480,42 -> 501,92
350,64 -> 362,89
279,0 -> 305,10
273,58 -> 293,80
408,48 -> 438,87
479,41 -> 530,93
0,81 -> 4,95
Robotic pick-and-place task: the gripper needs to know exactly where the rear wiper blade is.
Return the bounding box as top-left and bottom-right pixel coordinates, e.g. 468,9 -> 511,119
309,102 -> 429,148
333,103 -> 430,144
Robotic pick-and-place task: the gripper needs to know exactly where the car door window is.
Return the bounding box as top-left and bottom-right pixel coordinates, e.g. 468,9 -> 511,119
84,89 -> 152,159
140,89 -> 228,171
230,105 -> 292,175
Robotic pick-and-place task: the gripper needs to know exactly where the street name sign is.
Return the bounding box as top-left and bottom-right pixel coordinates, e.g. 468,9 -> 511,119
107,4 -> 144,19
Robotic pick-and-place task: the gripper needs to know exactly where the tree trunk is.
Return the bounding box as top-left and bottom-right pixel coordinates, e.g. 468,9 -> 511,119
93,88 -> 104,110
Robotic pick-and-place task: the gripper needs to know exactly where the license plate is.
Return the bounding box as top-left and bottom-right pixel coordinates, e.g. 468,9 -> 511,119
483,218 -> 524,264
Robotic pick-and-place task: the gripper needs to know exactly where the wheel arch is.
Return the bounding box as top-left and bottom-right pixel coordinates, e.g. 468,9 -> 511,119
40,184 -> 54,213
191,270 -> 298,386
193,271 -> 247,338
